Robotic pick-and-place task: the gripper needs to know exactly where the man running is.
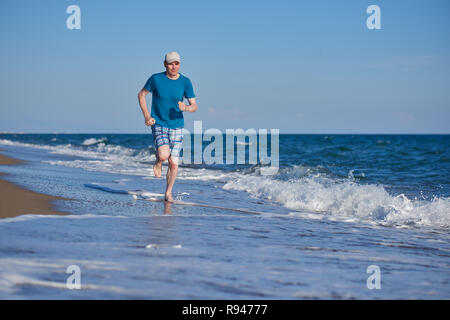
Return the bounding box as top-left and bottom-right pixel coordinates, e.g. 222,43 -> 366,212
138,51 -> 198,202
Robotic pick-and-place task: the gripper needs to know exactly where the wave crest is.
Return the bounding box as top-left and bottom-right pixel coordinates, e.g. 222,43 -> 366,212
223,167 -> 450,228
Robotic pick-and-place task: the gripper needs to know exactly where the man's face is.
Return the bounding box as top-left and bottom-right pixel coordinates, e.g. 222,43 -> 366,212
165,61 -> 180,76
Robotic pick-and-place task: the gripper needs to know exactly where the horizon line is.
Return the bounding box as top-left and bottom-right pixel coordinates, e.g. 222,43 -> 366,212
1,131 -> 449,135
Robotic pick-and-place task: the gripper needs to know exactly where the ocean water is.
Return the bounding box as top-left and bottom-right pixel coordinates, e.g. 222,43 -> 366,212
0,133 -> 448,299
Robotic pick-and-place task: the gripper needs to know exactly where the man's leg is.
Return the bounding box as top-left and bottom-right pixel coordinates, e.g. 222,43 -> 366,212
164,127 -> 183,201
164,155 -> 179,202
152,125 -> 171,178
154,145 -> 170,178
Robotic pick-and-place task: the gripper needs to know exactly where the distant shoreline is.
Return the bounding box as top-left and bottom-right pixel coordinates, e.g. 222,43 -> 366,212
0,151 -> 70,219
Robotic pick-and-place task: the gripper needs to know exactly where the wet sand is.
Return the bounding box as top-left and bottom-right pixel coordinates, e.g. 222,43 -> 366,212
0,151 -> 69,218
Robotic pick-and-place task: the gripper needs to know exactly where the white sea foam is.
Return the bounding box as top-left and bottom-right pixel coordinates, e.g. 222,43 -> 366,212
145,244 -> 182,249
0,138 -> 157,176
82,137 -> 108,146
0,138 -> 148,162
85,180 -> 192,202
223,166 -> 450,228
0,213 -> 127,225
0,139 -> 55,150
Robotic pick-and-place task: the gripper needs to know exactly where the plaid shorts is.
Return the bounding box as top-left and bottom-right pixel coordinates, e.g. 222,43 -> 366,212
151,124 -> 184,158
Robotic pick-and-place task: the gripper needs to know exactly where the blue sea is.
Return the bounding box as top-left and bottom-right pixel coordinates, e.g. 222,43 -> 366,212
0,133 -> 449,299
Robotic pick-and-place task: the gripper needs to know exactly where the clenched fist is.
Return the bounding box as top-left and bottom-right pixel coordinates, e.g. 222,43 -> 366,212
178,101 -> 187,112
145,115 -> 156,126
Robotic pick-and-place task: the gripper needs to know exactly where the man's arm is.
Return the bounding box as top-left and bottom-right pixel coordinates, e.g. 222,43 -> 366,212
179,97 -> 198,112
138,88 -> 150,117
138,88 -> 155,125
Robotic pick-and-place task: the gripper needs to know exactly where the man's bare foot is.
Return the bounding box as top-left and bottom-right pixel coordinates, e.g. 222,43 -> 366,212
153,161 -> 162,178
164,192 -> 173,202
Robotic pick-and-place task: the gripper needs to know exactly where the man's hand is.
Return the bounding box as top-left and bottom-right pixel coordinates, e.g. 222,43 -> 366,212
145,114 -> 156,126
178,98 -> 197,112
178,101 -> 187,112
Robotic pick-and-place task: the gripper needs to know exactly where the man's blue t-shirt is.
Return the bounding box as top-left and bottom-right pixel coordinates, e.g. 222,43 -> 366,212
144,72 -> 195,128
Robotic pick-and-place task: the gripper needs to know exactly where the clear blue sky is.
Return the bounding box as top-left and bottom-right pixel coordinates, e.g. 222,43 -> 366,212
0,0 -> 449,133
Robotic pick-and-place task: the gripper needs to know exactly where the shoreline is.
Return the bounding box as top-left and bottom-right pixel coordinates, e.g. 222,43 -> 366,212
0,150 -> 70,219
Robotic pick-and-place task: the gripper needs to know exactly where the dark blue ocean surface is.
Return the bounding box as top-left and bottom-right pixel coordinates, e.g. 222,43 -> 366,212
0,133 -> 449,299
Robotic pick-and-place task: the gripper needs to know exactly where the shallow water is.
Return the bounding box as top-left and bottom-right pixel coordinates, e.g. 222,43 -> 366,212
0,134 -> 448,299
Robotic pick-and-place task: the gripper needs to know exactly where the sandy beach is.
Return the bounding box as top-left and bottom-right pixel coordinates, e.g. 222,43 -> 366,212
0,151 -> 69,219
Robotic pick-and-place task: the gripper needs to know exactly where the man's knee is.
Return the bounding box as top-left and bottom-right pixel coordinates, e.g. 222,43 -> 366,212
159,153 -> 170,161
168,156 -> 179,169
158,147 -> 170,161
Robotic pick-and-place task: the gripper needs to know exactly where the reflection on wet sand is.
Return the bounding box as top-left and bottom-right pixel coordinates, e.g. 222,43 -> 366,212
164,201 -> 172,215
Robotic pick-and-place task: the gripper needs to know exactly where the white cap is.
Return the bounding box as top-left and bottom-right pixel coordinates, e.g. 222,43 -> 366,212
165,51 -> 181,63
